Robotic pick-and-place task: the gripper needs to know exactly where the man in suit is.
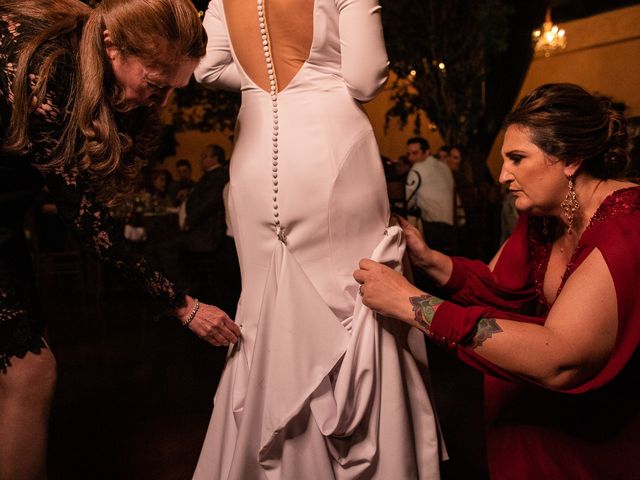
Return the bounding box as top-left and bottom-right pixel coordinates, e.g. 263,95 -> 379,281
182,144 -> 229,252
158,145 -> 231,302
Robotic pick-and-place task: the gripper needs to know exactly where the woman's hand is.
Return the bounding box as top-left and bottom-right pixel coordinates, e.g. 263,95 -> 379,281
177,296 -> 241,346
353,258 -> 423,323
395,215 -> 454,286
395,216 -> 431,268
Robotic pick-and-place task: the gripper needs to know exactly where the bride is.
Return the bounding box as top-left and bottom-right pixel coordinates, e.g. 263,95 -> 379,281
192,0 -> 442,478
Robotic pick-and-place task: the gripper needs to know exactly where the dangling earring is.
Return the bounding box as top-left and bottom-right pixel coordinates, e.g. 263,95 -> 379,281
560,175 -> 580,234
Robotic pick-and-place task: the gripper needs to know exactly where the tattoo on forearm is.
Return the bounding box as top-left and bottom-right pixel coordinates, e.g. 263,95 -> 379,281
468,317 -> 503,349
409,295 -> 444,334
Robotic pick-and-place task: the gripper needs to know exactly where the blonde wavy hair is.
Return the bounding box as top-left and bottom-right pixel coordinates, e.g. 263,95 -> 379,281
3,0 -> 207,202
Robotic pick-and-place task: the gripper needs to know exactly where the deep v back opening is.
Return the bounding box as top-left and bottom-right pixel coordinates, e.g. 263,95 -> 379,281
222,0 -> 316,94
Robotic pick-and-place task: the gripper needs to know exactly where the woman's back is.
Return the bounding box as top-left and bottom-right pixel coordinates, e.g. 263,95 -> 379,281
223,0 -> 314,93
198,0 -> 388,101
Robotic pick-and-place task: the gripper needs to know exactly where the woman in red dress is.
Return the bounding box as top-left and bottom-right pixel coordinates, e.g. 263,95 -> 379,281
355,83 -> 640,479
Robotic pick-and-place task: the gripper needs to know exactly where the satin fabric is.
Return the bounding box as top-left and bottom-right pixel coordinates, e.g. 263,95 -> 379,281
193,0 -> 440,478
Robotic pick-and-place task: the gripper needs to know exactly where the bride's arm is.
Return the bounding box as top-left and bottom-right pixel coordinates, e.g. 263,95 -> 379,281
335,0 -> 389,102
194,0 -> 242,90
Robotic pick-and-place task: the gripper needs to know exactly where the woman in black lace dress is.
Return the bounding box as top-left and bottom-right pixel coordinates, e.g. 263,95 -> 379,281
0,1 -> 241,477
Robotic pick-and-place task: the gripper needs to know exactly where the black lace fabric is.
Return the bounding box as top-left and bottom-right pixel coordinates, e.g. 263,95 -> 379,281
0,13 -> 185,370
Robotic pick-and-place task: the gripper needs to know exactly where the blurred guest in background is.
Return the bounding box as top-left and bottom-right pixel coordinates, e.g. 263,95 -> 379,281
406,136 -> 455,252
436,144 -> 451,163
447,145 -> 473,234
449,145 -> 502,258
147,168 -> 173,213
168,158 -> 195,206
182,145 -> 228,248
447,146 -> 467,177
159,144 -> 230,299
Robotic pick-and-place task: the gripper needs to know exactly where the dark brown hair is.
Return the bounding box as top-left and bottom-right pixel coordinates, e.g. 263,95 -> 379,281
503,83 -> 630,180
407,136 -> 430,152
2,0 -> 207,202
205,144 -> 227,164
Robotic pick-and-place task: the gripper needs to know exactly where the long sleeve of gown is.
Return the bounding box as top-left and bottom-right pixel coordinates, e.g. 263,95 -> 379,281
335,0 -> 389,101
26,62 -> 186,312
194,0 -> 242,90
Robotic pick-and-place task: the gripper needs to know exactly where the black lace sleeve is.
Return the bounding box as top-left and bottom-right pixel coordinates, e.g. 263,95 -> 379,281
11,29 -> 187,312
44,168 -> 188,311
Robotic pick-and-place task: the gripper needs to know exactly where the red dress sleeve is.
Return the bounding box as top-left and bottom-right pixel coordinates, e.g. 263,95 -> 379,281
441,214 -> 540,313
423,212 -> 550,385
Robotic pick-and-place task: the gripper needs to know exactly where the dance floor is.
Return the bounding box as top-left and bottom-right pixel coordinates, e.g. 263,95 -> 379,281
45,270 -> 227,479
44,264 -> 487,479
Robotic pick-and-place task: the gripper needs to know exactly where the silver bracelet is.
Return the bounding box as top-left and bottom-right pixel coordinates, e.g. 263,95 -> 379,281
181,298 -> 200,327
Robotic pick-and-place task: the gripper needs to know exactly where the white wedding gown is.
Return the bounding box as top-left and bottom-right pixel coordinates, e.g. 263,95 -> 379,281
193,0 -> 441,478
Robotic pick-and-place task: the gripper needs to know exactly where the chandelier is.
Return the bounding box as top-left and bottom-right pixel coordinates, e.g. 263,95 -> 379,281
532,6 -> 567,57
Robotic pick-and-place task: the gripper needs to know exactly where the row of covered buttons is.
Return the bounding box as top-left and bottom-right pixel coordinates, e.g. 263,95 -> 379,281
258,0 -> 286,244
